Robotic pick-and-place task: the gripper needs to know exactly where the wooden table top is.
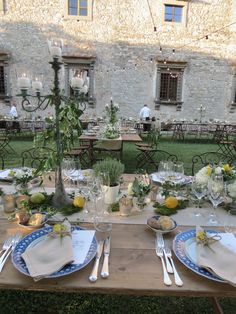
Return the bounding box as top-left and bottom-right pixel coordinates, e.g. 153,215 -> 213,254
0,219 -> 235,297
80,133 -> 142,142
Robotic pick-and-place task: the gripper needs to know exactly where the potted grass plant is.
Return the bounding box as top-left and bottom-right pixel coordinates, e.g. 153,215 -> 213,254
93,158 -> 124,204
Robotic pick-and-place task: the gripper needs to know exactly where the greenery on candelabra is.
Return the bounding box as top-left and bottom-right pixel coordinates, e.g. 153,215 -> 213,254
19,57 -> 86,208
34,99 -> 84,168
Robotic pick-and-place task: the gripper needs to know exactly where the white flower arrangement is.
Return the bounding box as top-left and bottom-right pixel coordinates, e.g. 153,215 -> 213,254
227,181 -> 236,199
195,165 -> 212,185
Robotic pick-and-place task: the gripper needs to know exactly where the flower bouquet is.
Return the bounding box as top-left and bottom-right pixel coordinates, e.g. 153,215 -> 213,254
103,100 -> 120,139
9,168 -> 42,194
128,174 -> 151,209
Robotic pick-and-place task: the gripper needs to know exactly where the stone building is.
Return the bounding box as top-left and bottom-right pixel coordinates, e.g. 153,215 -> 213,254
0,0 -> 236,122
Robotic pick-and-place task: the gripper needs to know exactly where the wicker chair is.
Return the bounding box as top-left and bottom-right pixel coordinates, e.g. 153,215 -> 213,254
191,151 -> 234,175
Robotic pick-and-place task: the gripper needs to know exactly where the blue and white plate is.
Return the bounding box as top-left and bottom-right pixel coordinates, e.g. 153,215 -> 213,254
12,226 -> 97,278
173,229 -> 225,282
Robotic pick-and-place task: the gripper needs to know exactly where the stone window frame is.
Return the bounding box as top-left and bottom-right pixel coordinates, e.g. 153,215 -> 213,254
0,52 -> 11,102
62,56 -> 96,107
155,61 -> 187,111
229,71 -> 236,112
64,0 -> 93,21
162,0 -> 188,26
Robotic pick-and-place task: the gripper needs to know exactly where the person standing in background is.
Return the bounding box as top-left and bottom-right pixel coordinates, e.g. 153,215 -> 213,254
139,104 -> 151,131
9,102 -> 18,119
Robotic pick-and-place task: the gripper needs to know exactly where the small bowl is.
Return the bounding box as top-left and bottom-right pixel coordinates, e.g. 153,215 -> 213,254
147,215 -> 177,234
17,213 -> 48,230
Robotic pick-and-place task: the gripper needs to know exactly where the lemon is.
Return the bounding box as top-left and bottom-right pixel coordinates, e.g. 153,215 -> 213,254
73,196 -> 86,208
30,192 -> 45,204
164,196 -> 178,209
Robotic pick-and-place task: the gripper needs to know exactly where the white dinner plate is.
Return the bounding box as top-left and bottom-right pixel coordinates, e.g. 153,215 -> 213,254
173,229 -> 225,282
12,225 -> 97,278
151,172 -> 192,185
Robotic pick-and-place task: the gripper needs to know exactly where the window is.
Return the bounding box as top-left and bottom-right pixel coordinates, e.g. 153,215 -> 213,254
0,52 -> 10,101
0,65 -> 5,97
155,61 -> 187,110
162,1 -> 187,26
164,5 -> 183,23
65,0 -> 92,20
63,56 -> 96,107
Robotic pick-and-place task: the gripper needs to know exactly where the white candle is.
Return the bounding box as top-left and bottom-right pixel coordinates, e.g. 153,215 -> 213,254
81,85 -> 88,94
50,46 -> 62,57
18,77 -> 31,89
71,77 -> 84,88
32,80 -> 43,91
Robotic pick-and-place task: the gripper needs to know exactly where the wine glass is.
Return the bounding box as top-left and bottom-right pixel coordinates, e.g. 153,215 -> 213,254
224,209 -> 236,233
174,161 -> 184,177
61,158 -> 75,194
68,160 -> 82,193
191,177 -> 208,218
78,175 -> 92,215
208,174 -> 225,225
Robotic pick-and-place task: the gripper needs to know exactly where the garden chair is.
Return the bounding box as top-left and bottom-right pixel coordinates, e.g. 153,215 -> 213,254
136,149 -> 178,172
65,139 -> 91,168
93,139 -> 122,162
21,147 -> 55,169
191,151 -> 234,175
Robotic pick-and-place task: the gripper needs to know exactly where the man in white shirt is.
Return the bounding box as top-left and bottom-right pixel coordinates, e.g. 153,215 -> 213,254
139,104 -> 151,131
9,103 -> 18,119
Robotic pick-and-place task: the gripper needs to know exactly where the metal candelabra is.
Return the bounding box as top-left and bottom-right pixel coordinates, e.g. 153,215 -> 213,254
18,57 -> 87,208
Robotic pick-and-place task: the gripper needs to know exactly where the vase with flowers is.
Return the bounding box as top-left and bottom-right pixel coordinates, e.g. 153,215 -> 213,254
9,168 -> 41,195
103,99 -> 120,139
128,174 -> 151,210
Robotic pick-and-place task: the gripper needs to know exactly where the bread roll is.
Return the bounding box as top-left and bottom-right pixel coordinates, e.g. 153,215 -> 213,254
28,213 -> 44,226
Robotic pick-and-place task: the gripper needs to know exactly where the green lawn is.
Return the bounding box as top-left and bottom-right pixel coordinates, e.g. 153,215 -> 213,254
4,136 -> 219,176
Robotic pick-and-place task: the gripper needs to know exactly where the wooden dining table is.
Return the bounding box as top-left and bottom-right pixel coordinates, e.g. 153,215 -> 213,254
79,132 -> 142,162
0,219 -> 235,308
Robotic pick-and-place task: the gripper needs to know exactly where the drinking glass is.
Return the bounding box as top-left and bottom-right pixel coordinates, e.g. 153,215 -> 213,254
61,158 -> 76,194
158,160 -> 174,181
208,174 -> 225,225
93,172 -> 112,232
191,177 -> 208,217
68,161 -> 82,193
78,176 -> 91,215
175,161 -> 184,176
224,209 -> 236,233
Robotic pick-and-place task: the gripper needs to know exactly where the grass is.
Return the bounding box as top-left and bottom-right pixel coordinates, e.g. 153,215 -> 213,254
4,136 -> 219,175
0,290 -> 236,314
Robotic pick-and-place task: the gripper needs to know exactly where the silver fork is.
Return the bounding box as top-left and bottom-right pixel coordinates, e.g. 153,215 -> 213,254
156,234 -> 173,274
0,233 -> 22,272
165,248 -> 183,287
155,247 -> 172,286
0,236 -> 14,255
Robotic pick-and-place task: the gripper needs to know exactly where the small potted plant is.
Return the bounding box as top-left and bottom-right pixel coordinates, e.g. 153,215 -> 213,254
93,158 -> 124,204
128,174 -> 151,210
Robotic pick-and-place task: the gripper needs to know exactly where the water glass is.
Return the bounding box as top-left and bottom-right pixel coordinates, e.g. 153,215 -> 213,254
224,209 -> 236,233
191,178 -> 207,217
175,161 -> 184,176
93,195 -> 112,232
208,174 -> 224,225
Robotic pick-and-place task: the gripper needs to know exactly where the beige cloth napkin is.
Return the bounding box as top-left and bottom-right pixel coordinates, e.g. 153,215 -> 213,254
196,226 -> 236,286
22,221 -> 74,281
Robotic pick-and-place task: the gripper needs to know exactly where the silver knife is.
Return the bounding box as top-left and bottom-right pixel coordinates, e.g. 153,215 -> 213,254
101,236 -> 111,278
89,240 -> 104,282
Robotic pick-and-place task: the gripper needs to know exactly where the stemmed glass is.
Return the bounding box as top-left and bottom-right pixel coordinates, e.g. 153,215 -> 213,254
191,177 -> 208,218
78,176 -> 92,215
68,160 -> 82,193
61,158 -> 76,194
208,173 -> 225,225
158,160 -> 174,181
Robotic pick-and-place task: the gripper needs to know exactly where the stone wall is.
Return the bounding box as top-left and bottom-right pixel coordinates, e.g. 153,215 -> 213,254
0,0 -> 235,121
